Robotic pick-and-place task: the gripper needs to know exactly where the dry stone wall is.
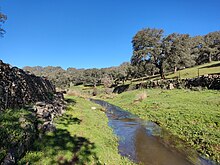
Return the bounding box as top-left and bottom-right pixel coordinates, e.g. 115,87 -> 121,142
0,60 -> 67,164
0,60 -> 55,111
113,75 -> 220,93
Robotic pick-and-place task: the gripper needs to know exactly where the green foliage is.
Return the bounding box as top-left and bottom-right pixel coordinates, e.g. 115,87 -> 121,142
0,12 -> 7,36
19,96 -> 134,164
131,28 -> 166,78
131,28 -> 220,79
24,62 -> 135,89
105,89 -> 220,163
165,33 -> 195,72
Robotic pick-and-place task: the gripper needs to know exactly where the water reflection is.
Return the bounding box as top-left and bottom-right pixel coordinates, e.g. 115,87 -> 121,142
91,99 -> 217,165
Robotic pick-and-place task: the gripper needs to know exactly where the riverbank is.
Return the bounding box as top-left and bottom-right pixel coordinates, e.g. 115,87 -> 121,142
104,89 -> 220,163
19,96 -> 134,164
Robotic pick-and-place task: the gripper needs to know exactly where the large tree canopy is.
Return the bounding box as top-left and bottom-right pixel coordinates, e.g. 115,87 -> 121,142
131,28 -> 192,78
131,28 -> 166,78
131,28 -> 220,79
200,31 -> 220,63
165,33 -> 195,73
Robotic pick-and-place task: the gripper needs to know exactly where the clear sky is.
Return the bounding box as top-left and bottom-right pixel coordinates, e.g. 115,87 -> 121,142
0,0 -> 219,69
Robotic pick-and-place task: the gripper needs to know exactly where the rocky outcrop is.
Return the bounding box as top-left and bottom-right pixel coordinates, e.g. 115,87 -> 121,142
0,60 -> 55,111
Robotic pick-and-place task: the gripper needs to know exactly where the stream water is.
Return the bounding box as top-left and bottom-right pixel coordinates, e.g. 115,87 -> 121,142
91,99 -> 218,165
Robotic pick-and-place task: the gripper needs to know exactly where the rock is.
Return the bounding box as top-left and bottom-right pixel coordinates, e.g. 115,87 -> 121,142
2,152 -> 16,165
42,122 -> 56,133
19,117 -> 26,123
35,102 -> 46,106
168,83 -> 174,90
43,111 -> 50,119
36,108 -> 44,115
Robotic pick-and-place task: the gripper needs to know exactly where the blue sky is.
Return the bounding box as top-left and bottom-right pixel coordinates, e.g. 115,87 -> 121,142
0,0 -> 219,69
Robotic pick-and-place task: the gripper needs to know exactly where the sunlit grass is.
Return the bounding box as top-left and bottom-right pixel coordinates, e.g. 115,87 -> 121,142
19,96 -> 134,165
105,89 -> 220,162
167,61 -> 220,79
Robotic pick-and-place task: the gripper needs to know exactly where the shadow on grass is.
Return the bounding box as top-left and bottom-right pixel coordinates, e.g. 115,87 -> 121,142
0,109 -> 37,161
20,98 -> 100,164
22,128 -> 100,164
56,114 -> 82,127
65,98 -> 76,104
199,63 -> 220,69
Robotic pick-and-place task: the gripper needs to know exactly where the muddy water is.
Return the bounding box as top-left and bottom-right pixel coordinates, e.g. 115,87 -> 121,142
91,99 -> 217,165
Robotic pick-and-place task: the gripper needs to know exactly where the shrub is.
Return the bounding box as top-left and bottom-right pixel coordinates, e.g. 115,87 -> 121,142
134,91 -> 147,103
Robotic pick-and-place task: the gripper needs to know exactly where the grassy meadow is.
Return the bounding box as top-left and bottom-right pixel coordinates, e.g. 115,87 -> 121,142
19,96 -> 134,165
105,89 -> 220,162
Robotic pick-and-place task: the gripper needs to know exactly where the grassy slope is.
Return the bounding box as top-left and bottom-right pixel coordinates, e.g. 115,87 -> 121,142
167,61 -> 220,79
105,89 -> 220,162
19,96 -> 134,165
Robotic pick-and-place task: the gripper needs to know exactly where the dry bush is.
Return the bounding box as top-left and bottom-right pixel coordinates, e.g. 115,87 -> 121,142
66,89 -> 88,98
134,91 -> 147,103
66,89 -> 80,96
100,93 -> 116,99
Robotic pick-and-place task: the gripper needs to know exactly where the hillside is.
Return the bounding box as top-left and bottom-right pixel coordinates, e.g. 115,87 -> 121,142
166,61 -> 220,79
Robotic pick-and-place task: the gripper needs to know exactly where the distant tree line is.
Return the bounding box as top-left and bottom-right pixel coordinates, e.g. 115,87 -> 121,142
23,62 -> 133,89
24,28 -> 220,88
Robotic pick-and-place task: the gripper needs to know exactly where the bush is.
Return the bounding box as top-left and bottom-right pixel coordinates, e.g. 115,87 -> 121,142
134,91 -> 147,103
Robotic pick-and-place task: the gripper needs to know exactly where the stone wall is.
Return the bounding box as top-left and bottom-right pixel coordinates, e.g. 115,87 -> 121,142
113,75 -> 220,93
186,75 -> 220,90
0,60 -> 67,164
0,60 -> 55,111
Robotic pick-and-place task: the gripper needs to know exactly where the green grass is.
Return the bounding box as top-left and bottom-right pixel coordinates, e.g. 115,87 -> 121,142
19,96 -> 134,165
167,61 -> 220,79
0,108 -> 37,161
105,89 -> 220,163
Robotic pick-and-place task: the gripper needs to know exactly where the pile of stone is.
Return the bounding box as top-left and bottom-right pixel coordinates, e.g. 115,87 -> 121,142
0,60 -> 55,111
34,92 -> 66,133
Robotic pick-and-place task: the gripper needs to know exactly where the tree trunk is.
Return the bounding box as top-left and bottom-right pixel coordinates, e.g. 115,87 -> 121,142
159,65 -> 165,79
155,61 -> 165,79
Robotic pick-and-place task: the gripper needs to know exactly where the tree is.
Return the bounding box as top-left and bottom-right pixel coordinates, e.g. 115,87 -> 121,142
131,28 -> 166,79
190,35 -> 204,64
0,12 -> 7,36
199,31 -> 220,63
165,33 -> 195,73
